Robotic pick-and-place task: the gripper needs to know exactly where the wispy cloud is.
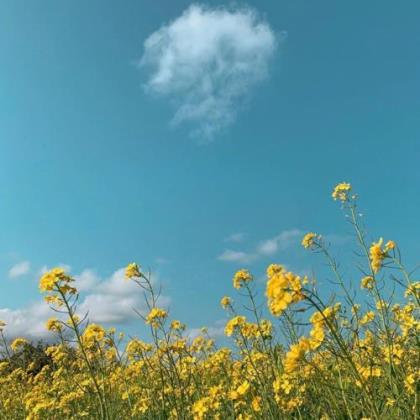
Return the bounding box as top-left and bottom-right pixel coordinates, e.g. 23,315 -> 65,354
217,249 -> 256,264
257,229 -> 303,256
224,232 -> 246,243
218,229 -> 303,264
8,261 -> 30,278
140,4 -> 277,139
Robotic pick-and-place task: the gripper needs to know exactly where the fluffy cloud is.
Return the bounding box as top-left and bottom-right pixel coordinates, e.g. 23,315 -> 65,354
0,268 -> 170,340
78,268 -> 170,324
0,303 -> 52,341
141,4 -> 277,138
8,261 -> 30,278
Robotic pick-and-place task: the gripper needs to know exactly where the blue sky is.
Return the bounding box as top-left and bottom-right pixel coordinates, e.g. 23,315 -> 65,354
1,0 -> 419,340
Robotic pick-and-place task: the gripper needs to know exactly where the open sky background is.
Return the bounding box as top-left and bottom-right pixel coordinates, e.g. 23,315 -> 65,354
1,0 -> 420,341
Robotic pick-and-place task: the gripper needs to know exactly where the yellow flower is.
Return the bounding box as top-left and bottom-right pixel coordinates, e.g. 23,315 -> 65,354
236,380 -> 250,396
284,338 -> 309,373
232,269 -> 252,289
361,276 -> 374,290
224,316 -> 246,337
309,326 -> 325,349
369,238 -> 394,273
404,281 -> 420,299
301,232 -> 318,249
251,396 -> 262,412
192,397 -> 209,419
266,263 -> 284,278
376,300 -> 386,311
405,373 -> 417,394
220,296 -> 231,308
360,311 -> 375,325
39,267 -> 69,292
170,320 -> 184,330
145,308 -> 167,326
266,268 -> 304,316
332,182 -> 351,201
125,262 -> 141,279
260,319 -> 273,338
10,338 -> 28,351
369,238 -> 385,273
45,318 -> 62,332
385,240 -> 396,250
82,324 -> 105,344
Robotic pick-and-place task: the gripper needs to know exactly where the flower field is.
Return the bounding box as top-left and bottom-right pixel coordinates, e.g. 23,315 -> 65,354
0,183 -> 418,419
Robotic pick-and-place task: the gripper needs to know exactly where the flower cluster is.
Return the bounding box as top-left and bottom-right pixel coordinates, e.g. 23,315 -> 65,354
332,182 -> 351,201
232,269 -> 253,289
0,183 -> 417,420
125,262 -> 142,279
369,238 -> 395,273
265,264 -> 305,316
145,307 -> 167,327
39,267 -> 77,307
301,232 -> 319,249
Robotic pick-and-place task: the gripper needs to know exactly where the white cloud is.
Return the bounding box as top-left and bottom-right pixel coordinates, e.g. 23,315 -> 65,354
218,229 -> 303,264
141,4 -> 277,138
8,261 -> 31,278
217,249 -> 256,264
224,232 -> 246,243
0,302 -> 52,341
0,268 -> 171,340
74,269 -> 100,292
257,229 -> 303,256
79,269 -> 171,324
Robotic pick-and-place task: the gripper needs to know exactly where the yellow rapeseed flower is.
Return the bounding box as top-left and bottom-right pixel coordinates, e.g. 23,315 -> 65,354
251,396 -> 262,412
10,338 -> 28,351
45,318 -> 62,332
360,311 -> 375,325
369,238 -> 395,273
332,182 -> 351,202
224,316 -> 246,337
360,276 -> 374,290
232,269 -> 252,289
39,267 -> 67,292
145,308 -> 167,326
236,380 -> 250,396
125,262 -> 141,279
266,268 -> 304,316
301,232 -> 318,249
220,296 -> 231,308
